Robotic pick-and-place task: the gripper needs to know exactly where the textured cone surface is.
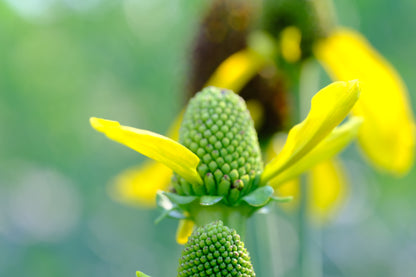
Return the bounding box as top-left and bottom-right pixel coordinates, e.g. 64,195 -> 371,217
177,221 -> 255,277
174,87 -> 263,202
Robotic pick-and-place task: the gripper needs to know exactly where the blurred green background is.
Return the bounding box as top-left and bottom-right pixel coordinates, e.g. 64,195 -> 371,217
0,0 -> 415,276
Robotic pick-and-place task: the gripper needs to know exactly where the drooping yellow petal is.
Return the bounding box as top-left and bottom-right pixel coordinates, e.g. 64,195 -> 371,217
205,49 -> 267,93
315,28 -> 415,175
269,116 -> 363,186
308,159 -> 348,225
90,117 -> 202,185
108,161 -> 172,207
280,26 -> 302,63
261,80 -> 360,183
176,219 -> 194,244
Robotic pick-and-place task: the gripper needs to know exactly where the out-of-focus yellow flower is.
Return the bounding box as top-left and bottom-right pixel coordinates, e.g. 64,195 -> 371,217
91,81 -> 360,243
315,28 -> 415,175
99,5 -> 415,233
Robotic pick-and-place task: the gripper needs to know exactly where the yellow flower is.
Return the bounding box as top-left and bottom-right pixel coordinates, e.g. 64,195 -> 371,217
315,28 -> 415,175
96,3 -> 415,232
91,82 -> 361,243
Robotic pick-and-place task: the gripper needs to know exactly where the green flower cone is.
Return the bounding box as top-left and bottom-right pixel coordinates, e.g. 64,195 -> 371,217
177,220 -> 255,277
172,86 -> 263,204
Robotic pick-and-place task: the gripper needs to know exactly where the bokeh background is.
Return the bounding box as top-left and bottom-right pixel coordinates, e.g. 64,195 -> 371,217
0,0 -> 415,276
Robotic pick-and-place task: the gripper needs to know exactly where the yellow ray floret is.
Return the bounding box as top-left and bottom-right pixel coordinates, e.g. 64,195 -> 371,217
205,49 -> 267,93
176,219 -> 195,244
261,80 -> 360,183
109,161 -> 172,207
90,117 -> 202,185
269,116 -> 363,186
280,26 -> 302,63
315,28 -> 415,175
107,112 -> 183,208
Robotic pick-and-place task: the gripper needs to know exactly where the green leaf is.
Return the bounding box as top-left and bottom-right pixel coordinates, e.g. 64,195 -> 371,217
242,186 -> 274,207
200,196 -> 223,206
162,191 -> 197,205
136,271 -> 151,277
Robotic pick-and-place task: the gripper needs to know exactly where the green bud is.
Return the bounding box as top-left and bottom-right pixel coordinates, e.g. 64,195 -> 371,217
173,87 -> 263,203
177,221 -> 255,277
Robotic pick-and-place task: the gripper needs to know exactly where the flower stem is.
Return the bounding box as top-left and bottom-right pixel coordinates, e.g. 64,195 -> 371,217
190,203 -> 251,239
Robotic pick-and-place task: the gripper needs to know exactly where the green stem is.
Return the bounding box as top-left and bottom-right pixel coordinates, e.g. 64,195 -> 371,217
190,203 -> 251,239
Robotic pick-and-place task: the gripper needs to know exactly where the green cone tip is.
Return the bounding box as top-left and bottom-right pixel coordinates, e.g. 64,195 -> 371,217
177,220 -> 255,277
173,87 -> 263,204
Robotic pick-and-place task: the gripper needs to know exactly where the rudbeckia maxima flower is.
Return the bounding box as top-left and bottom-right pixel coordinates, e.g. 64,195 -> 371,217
91,83 -> 361,243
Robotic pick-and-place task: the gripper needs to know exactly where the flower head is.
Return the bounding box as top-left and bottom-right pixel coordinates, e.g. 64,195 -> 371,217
177,220 -> 255,277
91,81 -> 360,239
172,87 -> 263,204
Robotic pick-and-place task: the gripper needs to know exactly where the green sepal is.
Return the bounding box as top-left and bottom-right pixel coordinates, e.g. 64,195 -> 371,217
242,185 -> 274,207
200,195 -> 223,206
162,191 -> 197,205
154,208 -> 187,224
155,191 -> 188,224
271,196 -> 293,203
136,271 -> 151,277
156,191 -> 174,210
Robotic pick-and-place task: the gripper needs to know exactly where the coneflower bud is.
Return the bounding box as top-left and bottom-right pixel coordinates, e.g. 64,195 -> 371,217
173,87 -> 263,203
177,221 -> 255,277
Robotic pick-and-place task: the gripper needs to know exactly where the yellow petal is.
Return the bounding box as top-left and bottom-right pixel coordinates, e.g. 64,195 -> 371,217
108,161 -> 172,207
269,116 -> 363,186
280,26 -> 302,63
308,159 -> 348,225
261,80 -> 360,183
205,49 -> 267,93
176,219 -> 194,244
90,117 -> 202,185
315,28 -> 415,175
